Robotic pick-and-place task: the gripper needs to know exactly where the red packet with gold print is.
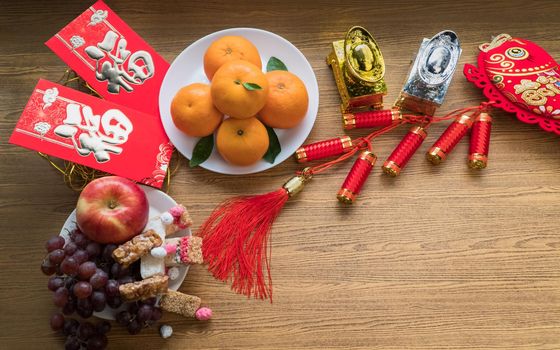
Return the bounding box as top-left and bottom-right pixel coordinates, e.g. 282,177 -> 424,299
45,0 -> 169,117
9,79 -> 173,188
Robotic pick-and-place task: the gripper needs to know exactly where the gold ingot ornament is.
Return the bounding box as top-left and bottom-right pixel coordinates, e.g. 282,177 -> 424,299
327,26 -> 387,114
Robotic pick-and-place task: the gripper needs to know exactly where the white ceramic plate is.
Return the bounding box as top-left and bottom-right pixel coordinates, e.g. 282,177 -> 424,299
159,27 -> 319,175
59,185 -> 190,320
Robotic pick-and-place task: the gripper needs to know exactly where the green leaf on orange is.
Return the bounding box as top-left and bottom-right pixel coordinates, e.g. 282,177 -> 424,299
263,125 -> 281,164
242,82 -> 262,90
190,134 -> 214,167
266,56 -> 288,72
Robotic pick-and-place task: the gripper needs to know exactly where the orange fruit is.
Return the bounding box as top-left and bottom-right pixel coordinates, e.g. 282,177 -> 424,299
203,36 -> 262,80
258,70 -> 309,129
216,117 -> 269,166
211,60 -> 269,119
170,83 -> 223,137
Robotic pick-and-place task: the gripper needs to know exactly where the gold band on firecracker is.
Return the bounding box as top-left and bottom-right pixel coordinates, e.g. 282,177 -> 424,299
337,151 -> 377,204
409,125 -> 428,139
342,114 -> 356,129
468,153 -> 488,169
340,135 -> 353,149
294,148 -> 307,163
382,160 -> 401,177
475,112 -> 493,124
38,69 -> 181,192
457,114 -> 474,127
327,26 -> 387,114
336,188 -> 355,204
426,147 -> 446,164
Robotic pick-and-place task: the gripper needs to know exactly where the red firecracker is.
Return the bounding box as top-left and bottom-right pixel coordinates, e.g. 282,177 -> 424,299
337,150 -> 377,204
468,112 -> 493,169
382,126 -> 427,176
427,114 -> 472,164
343,109 -> 402,130
295,136 -> 353,163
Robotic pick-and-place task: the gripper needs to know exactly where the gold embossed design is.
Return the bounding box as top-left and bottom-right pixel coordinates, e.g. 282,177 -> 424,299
514,76 -> 560,106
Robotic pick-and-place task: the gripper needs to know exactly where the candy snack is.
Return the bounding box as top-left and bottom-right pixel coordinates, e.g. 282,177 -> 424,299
118,275 -> 169,302
164,236 -> 203,266
112,230 -> 162,267
159,290 -> 212,320
160,204 -> 193,235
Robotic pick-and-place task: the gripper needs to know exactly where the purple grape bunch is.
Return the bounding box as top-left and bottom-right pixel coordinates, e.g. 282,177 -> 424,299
116,298 -> 163,335
42,229 -> 153,349
50,312 -> 110,350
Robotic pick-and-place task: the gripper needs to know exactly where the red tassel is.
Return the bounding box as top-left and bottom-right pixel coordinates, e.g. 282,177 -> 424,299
197,172 -> 311,301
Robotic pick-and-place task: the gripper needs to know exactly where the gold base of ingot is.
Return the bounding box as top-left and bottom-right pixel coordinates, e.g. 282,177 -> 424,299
337,188 -> 356,204
395,91 -> 439,116
294,147 -> 307,163
426,147 -> 446,165
468,153 -> 488,169
339,93 -> 385,114
382,160 -> 401,177
327,40 -> 387,115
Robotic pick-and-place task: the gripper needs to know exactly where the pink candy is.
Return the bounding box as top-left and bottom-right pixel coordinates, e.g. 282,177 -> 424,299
195,307 -> 212,321
164,243 -> 176,255
168,205 -> 185,218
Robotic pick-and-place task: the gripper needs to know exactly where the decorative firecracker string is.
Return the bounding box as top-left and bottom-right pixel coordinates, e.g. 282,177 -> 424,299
199,101 -> 496,302
297,101 -> 495,177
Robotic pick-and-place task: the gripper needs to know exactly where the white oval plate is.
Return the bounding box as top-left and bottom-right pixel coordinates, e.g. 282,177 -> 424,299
159,27 -> 319,175
59,185 -> 190,320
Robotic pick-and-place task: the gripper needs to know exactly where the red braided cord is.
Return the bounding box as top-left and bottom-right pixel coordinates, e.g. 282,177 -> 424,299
340,153 -> 375,197
432,117 -> 471,153
386,128 -> 426,168
469,117 -> 492,156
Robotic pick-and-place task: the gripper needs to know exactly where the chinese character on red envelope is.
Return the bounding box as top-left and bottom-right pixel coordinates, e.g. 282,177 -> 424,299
45,0 -> 169,118
9,80 -> 173,188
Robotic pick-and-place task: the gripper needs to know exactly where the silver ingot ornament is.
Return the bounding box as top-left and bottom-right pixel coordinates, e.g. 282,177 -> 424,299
396,30 -> 461,116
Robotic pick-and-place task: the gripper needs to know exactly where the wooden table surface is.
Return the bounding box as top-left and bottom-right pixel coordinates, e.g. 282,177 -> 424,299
1,0 -> 559,349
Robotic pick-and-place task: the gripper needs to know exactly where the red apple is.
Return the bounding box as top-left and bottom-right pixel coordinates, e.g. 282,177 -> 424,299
76,176 -> 149,244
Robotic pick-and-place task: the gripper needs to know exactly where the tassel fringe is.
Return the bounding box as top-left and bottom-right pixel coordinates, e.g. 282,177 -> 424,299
198,188 -> 289,301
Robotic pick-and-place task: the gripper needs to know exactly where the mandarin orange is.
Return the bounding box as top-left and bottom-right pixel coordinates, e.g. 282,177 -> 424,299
203,35 -> 262,80
170,83 -> 223,137
216,117 -> 269,166
258,70 -> 309,129
211,60 -> 269,119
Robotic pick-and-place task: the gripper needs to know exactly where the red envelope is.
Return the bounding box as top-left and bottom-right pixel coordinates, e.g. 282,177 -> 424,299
45,0 -> 169,118
9,79 -> 173,188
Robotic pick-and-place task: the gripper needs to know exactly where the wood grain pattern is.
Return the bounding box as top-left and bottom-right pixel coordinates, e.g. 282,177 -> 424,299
1,0 -> 559,349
